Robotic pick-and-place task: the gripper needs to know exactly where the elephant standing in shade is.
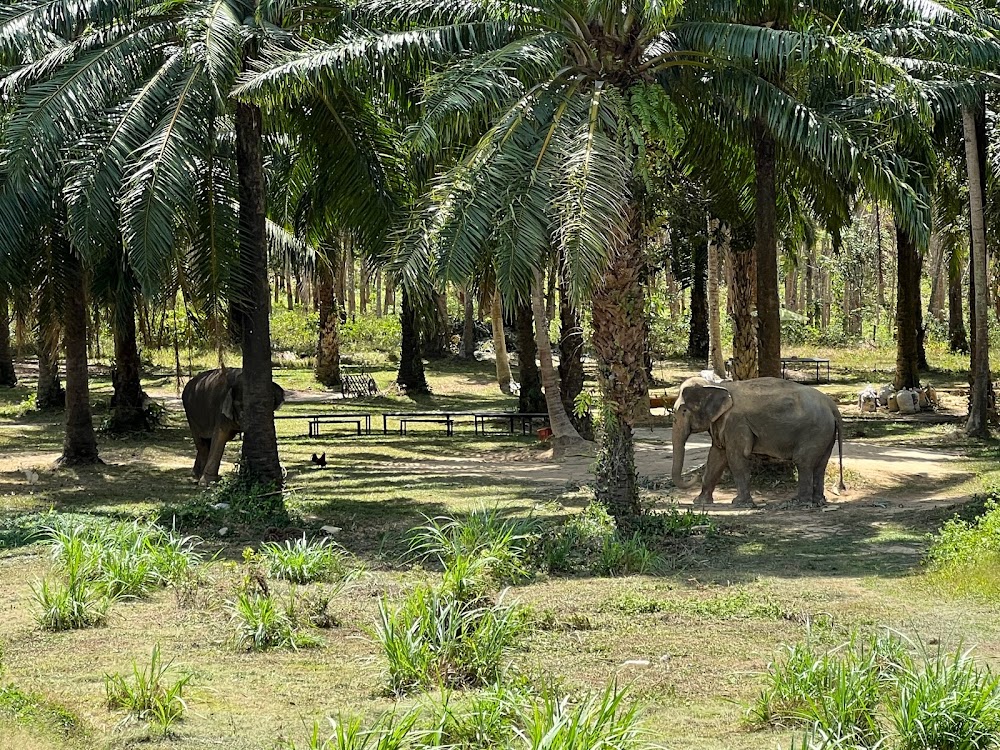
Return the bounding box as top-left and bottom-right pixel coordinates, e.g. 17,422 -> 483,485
182,368 -> 285,485
671,377 -> 844,507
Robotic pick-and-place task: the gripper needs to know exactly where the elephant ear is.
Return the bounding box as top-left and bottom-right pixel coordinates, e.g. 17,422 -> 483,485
689,384 -> 733,423
221,388 -> 237,423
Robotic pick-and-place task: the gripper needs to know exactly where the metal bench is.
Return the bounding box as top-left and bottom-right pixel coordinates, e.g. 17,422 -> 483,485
472,412 -> 548,435
781,357 -> 830,384
275,412 -> 372,437
308,413 -> 372,437
397,414 -> 454,436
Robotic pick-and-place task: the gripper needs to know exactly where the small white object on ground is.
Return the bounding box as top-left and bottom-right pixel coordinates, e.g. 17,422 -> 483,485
217,527 -> 229,536
321,525 -> 342,536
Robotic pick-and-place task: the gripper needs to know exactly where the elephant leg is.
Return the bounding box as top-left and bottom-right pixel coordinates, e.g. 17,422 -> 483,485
810,440 -> 835,506
199,429 -> 234,486
695,445 -> 728,505
725,448 -> 760,508
793,461 -> 815,507
192,437 -> 211,480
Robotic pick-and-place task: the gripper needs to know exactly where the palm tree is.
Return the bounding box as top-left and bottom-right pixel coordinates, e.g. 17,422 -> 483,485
0,284 -> 15,387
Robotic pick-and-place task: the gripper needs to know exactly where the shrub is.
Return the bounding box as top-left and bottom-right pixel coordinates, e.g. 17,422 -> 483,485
104,644 -> 190,735
925,492 -> 1000,600
284,711 -> 420,750
205,472 -> 290,529
227,591 -> 323,651
374,585 -> 527,694
260,536 -> 354,584
595,532 -> 663,576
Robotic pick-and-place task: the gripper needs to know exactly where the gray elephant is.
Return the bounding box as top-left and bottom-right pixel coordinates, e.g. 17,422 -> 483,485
182,368 -> 285,485
671,376 -> 844,507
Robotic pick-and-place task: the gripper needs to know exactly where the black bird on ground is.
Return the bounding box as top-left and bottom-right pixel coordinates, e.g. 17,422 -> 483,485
311,452 -> 327,467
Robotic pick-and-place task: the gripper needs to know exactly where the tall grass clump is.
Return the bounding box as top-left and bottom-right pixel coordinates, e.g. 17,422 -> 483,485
751,632 -> 1000,750
259,536 -> 355,584
32,521 -> 201,629
411,507 -> 539,592
892,647 -> 1000,750
227,590 -> 323,651
284,682 -> 660,750
104,644 -> 190,735
374,585 -> 526,694
925,491 -> 1000,599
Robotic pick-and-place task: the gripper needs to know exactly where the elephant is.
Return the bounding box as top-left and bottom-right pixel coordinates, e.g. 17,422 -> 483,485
181,368 -> 285,485
671,376 -> 844,508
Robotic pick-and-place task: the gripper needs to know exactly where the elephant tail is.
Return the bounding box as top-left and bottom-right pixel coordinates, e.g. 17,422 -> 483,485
836,412 -> 846,492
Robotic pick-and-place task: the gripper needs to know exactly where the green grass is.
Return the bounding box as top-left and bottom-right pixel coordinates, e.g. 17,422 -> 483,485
259,536 -> 355,584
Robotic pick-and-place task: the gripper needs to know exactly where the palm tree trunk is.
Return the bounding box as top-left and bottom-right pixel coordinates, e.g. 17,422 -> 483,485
928,232 -> 946,322
360,259 -> 370,315
459,287 -> 476,359
948,243 -> 969,353
60,252 -> 100,466
424,290 -> 450,359
375,270 -> 383,318
590,222 -> 646,523
396,287 -> 429,394
110,290 -> 147,432
490,291 -> 513,394
707,221 -> 726,377
893,223 -> 921,391
531,269 -> 586,451
557,270 -> 591,436
515,301 -> 545,414
964,105 -> 992,437
36,326 -> 64,409
0,287 -> 15,387
346,241 -> 356,320
730,237 -> 758,381
687,241 -> 709,361
234,98 -> 283,490
754,126 -> 781,378
315,258 -> 341,387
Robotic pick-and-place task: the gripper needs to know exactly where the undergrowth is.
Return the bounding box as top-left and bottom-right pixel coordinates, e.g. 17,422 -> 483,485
925,486 -> 1000,600
104,644 -> 191,735
749,630 -> 1000,749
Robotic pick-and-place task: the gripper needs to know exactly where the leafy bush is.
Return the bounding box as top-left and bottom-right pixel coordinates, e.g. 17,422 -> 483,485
104,644 -> 190,735
925,491 -> 1000,600
341,315 -> 401,355
260,536 -> 354,584
203,472 -> 290,529
374,585 -> 527,694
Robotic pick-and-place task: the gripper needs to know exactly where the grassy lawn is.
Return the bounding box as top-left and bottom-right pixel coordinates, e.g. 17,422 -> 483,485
1,351 -> 999,749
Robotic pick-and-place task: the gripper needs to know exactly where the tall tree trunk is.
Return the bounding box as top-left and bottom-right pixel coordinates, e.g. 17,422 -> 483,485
490,291 -> 513,394
459,287 -> 476,359
346,241 -> 356,320
384,279 -> 394,316
928,232 -> 946,322
948,243 -> 969,353
360,259 -> 370,315
396,287 -> 429,394
110,288 -> 147,432
965,105 -> 992,437
424,290 -> 450,359
531,269 -> 586,451
375,269 -> 383,317
37,326 -> 64,409
515,301 -> 545,414
60,252 -> 100,465
315,258 -> 341,387
875,203 -> 887,309
707,221 -> 726,377
590,220 -> 646,523
754,126 -> 781,378
0,287 -> 15,387
234,98 -> 284,491
558,271 -> 589,435
894,224 -> 921,391
730,238 -> 758,381
687,241 -> 709,361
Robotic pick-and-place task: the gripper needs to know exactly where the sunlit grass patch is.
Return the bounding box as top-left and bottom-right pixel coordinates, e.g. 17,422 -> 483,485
104,644 -> 191,736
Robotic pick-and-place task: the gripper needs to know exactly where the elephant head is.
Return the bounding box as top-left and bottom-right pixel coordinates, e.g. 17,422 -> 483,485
220,374 -> 285,429
671,378 -> 734,489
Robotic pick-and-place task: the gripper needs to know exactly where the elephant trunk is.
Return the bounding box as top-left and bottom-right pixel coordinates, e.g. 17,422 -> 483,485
671,415 -> 698,489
